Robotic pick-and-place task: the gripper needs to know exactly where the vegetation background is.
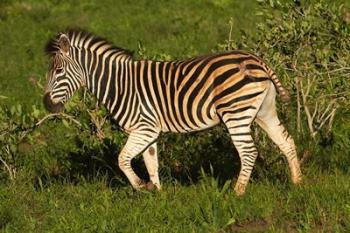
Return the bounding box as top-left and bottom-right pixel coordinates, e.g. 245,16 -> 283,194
1,0 -> 350,232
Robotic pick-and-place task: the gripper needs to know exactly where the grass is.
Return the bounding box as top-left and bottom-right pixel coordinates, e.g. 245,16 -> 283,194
1,0 -> 350,232
0,169 -> 349,233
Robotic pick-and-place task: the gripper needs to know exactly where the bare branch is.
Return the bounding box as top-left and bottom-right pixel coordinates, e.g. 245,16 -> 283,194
0,146 -> 16,180
312,101 -> 318,123
87,109 -> 106,140
317,67 -> 350,74
327,109 -> 336,132
227,17 -> 234,50
299,77 -> 316,138
317,107 -> 337,132
35,113 -> 81,128
318,99 -> 336,123
295,76 -> 301,133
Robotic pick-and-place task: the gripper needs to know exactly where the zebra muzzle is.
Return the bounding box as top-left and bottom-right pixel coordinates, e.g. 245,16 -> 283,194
43,93 -> 64,113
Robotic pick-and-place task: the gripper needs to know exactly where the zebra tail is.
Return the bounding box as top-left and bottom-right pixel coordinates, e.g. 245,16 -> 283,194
265,67 -> 290,103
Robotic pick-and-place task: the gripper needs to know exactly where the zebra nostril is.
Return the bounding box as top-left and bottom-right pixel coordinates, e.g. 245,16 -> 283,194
43,92 -> 64,113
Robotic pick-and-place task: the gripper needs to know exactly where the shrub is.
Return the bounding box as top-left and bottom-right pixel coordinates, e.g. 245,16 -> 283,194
217,0 -> 350,175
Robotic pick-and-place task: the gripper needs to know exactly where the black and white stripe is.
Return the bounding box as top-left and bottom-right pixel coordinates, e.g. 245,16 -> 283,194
44,30 -> 302,195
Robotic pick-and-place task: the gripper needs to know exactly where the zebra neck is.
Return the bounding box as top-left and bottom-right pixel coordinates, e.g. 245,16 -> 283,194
84,53 -> 138,126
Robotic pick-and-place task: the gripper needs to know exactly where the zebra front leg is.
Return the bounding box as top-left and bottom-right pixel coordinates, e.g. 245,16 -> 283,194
142,142 -> 161,191
118,131 -> 159,190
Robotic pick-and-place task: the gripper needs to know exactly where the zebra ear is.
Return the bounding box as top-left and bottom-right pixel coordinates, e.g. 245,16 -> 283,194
58,34 -> 70,55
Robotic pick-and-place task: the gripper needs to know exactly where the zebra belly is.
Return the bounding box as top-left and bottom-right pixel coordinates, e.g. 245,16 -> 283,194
161,118 -> 221,133
160,104 -> 221,133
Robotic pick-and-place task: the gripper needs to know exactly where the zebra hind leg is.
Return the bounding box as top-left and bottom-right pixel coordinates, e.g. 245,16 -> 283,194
255,87 -> 302,184
229,123 -> 258,196
142,142 -> 161,191
218,87 -> 268,195
220,112 -> 259,196
118,131 -> 159,190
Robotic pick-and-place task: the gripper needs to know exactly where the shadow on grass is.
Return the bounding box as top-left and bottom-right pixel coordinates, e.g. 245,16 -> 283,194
33,129 -> 247,190
32,126 -> 327,191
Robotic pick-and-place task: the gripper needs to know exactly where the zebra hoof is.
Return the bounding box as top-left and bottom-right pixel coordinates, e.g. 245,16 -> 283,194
234,183 -> 246,196
137,180 -> 156,192
292,175 -> 302,185
145,181 -> 156,191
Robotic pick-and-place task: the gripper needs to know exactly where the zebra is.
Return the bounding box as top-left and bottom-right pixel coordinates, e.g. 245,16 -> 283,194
43,30 -> 302,195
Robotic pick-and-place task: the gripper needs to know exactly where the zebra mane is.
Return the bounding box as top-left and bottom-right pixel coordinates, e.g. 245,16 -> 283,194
45,29 -> 134,57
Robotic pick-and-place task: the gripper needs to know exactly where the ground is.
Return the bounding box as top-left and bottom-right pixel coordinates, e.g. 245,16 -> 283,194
0,0 -> 350,232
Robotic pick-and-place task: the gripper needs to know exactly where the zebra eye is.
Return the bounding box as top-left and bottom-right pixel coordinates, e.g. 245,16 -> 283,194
56,67 -> 64,74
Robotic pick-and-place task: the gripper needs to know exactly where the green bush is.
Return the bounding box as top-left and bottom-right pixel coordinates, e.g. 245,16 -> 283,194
217,0 -> 350,176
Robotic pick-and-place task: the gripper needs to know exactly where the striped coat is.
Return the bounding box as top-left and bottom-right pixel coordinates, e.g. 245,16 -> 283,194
44,31 -> 301,195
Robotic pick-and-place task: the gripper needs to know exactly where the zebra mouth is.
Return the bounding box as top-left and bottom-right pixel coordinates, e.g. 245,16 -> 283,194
43,93 -> 64,113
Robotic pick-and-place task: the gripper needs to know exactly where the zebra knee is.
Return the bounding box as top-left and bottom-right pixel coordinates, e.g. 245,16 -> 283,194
118,154 -> 131,171
279,136 -> 296,156
286,136 -> 296,148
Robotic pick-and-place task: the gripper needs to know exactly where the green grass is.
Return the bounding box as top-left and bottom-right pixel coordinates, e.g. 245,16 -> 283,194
1,170 -> 349,233
1,0 -> 350,232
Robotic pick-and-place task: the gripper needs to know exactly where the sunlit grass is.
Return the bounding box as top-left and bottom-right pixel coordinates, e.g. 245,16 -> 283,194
0,169 -> 349,232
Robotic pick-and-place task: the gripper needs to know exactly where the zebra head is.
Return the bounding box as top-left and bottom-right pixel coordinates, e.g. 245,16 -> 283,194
44,33 -> 85,113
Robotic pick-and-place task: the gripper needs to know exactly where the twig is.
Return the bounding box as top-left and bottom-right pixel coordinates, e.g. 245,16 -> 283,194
311,101 -> 318,125
16,113 -> 82,141
35,113 -> 82,127
227,18 -> 234,50
327,109 -> 336,132
317,92 -> 350,98
295,76 -> 301,133
292,52 -> 303,134
317,67 -> 350,74
0,157 -> 14,180
87,108 -> 106,140
313,107 -> 337,136
35,113 -> 60,126
0,146 -> 15,180
300,77 -> 316,138
318,100 -> 336,123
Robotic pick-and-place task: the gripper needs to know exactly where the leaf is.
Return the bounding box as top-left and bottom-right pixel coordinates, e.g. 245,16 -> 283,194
62,119 -> 70,128
225,218 -> 236,227
10,144 -> 17,154
10,106 -> 16,115
32,106 -> 40,119
16,104 -> 22,115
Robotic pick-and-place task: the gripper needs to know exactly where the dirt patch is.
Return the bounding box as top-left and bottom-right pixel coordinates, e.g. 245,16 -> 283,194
227,219 -> 302,233
229,219 -> 270,232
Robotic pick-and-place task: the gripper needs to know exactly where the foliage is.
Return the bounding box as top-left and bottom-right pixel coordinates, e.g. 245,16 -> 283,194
0,0 -> 350,232
217,0 -> 350,175
1,0 -> 349,187
0,104 -> 41,180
